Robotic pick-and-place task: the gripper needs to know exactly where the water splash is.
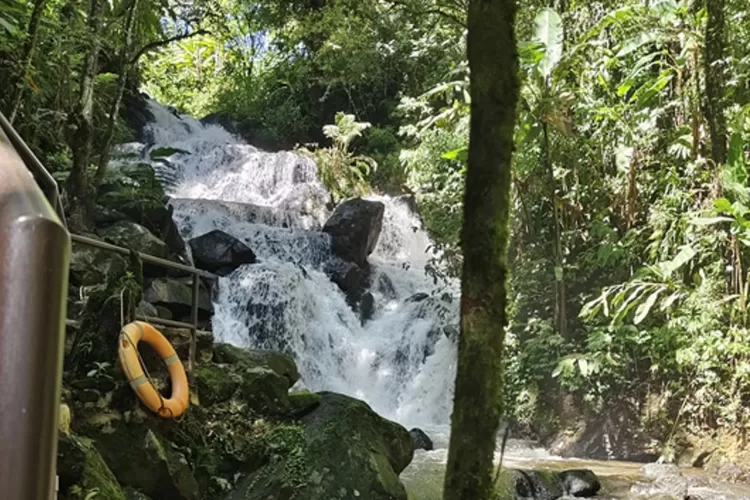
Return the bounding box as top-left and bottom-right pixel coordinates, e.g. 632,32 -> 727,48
135,99 -> 459,427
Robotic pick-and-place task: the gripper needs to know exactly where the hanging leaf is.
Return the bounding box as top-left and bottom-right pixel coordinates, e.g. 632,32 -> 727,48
441,147 -> 468,162
616,31 -> 659,58
634,289 -> 663,324
688,216 -> 734,226
0,14 -> 18,35
534,8 -> 564,78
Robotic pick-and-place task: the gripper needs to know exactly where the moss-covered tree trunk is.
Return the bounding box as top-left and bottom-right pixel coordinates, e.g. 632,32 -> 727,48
7,0 -> 49,124
704,0 -> 727,167
442,0 -> 519,499
94,0 -> 139,187
66,0 -> 103,231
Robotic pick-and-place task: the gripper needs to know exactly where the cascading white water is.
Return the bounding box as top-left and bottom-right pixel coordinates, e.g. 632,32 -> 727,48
131,100 -> 459,427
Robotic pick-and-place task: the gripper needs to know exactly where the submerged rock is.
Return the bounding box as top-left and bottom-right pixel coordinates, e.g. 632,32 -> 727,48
323,257 -> 364,299
189,230 -> 256,275
559,469 -> 601,497
323,198 -> 385,267
409,428 -> 433,451
360,291 -> 375,323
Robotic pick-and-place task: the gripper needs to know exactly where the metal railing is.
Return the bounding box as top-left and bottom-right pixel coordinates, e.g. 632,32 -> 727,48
0,124 -> 69,500
0,110 -> 213,500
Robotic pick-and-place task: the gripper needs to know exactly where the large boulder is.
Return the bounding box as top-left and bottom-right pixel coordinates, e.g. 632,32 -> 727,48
88,421 -> 200,500
323,258 -> 364,300
494,468 -> 601,499
409,428 -> 433,451
143,277 -> 213,319
323,198 -> 385,267
197,344 -> 299,413
227,392 -> 414,500
98,221 -> 169,259
69,242 -> 128,286
189,230 -> 256,276
57,434 -> 127,500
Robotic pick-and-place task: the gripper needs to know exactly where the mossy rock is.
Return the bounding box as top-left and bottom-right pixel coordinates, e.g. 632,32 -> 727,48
57,434 -> 127,500
69,242 -> 129,287
287,390 -> 322,417
88,420 -> 200,500
195,363 -> 241,406
98,221 -> 170,259
227,392 -> 413,500
239,366 -> 293,415
213,343 -> 300,385
123,487 -> 154,500
494,469 -> 563,500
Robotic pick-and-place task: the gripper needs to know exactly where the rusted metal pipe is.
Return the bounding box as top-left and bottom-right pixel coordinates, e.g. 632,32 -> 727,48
0,141 -> 70,500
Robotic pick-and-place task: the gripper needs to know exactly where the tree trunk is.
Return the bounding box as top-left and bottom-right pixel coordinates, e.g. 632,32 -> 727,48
704,0 -> 727,167
66,0 -> 103,231
543,121 -> 567,338
442,0 -> 519,499
7,0 -> 50,124
94,0 -> 139,187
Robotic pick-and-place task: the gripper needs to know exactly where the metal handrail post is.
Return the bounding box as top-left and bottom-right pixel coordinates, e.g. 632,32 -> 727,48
0,142 -> 69,500
189,276 -> 199,385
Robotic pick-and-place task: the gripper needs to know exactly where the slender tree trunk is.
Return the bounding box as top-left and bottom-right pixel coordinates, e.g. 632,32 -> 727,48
442,0 -> 519,499
66,0 -> 104,230
704,0 -> 727,167
542,121 -> 567,338
7,0 -> 50,124
94,0 -> 139,186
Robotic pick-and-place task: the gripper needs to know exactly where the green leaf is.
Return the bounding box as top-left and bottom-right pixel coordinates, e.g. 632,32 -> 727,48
688,216 -> 734,226
441,147 -> 468,162
534,8 -> 564,78
150,147 -> 189,159
714,198 -> 733,213
659,292 -> 682,311
578,358 -> 589,377
616,31 -> 659,58
634,289 -> 663,324
0,14 -> 17,34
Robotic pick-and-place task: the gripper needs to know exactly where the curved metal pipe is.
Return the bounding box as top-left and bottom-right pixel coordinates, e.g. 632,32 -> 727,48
0,141 -> 70,500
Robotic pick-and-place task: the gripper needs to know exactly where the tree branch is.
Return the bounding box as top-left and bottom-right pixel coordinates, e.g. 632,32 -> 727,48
386,0 -> 466,27
130,29 -> 210,64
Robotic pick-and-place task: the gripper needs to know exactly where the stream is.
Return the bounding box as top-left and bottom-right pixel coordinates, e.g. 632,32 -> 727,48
115,99 -> 750,499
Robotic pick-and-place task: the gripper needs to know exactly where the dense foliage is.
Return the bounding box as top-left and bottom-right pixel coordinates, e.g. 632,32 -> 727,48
3,0 -> 750,457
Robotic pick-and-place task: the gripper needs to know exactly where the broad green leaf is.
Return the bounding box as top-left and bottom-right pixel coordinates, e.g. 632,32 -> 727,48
0,14 -> 17,34
634,289 -> 663,324
534,8 -> 564,78
617,31 -> 659,58
714,198 -> 733,213
441,147 -> 468,162
688,216 -> 734,226
578,358 -> 589,377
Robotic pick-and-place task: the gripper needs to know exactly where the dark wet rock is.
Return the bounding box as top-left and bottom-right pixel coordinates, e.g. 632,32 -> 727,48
189,230 -> 256,275
69,242 -> 128,287
323,198 -> 385,267
121,91 -> 154,141
88,422 -> 200,500
57,434 -> 127,500
360,292 -> 375,323
323,258 -> 363,299
406,292 -> 429,303
143,277 -> 212,319
409,428 -> 433,451
559,469 -> 601,497
443,324 -> 459,341
497,469 -> 563,499
138,300 -> 159,318
213,344 -> 300,386
98,221 -> 170,259
155,305 -> 173,320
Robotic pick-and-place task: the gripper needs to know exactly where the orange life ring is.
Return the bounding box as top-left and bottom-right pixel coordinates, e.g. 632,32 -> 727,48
118,321 -> 189,418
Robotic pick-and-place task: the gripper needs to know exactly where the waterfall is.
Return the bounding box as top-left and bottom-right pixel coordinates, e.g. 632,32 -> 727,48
129,100 -> 459,427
